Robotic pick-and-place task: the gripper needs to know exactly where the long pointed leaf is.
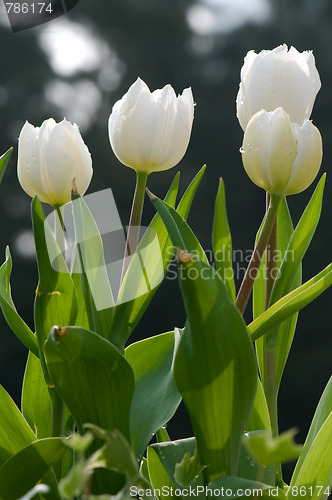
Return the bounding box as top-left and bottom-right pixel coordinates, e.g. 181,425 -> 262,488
71,192 -> 114,338
126,330 -> 181,458
291,376 -> 332,485
253,197 -> 301,387
0,438 -> 67,500
0,147 -> 13,184
289,412 -> 332,499
248,262 -> 332,341
269,175 -> 325,307
0,385 -> 36,466
149,195 -> 208,263
21,351 -> 52,439
174,255 -> 257,482
212,178 -> 236,301
0,247 -> 38,357
31,196 -> 78,378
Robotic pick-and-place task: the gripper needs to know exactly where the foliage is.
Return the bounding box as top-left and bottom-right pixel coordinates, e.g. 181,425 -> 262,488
0,151 -> 331,497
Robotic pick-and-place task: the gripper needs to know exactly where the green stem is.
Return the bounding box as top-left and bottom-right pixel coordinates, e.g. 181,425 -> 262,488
236,193 -> 281,315
55,205 -> 66,257
263,193 -> 283,488
265,193 -> 278,309
121,170 -> 148,282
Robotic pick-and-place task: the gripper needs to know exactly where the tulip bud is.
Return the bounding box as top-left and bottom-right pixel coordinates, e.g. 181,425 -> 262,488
241,108 -> 322,196
236,45 -> 321,130
108,78 -> 194,173
18,118 -> 93,206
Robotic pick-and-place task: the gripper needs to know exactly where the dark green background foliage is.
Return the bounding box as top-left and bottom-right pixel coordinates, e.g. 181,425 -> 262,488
0,0 -> 331,467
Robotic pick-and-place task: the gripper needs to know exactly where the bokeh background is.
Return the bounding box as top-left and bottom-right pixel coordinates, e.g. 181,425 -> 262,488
0,0 -> 331,482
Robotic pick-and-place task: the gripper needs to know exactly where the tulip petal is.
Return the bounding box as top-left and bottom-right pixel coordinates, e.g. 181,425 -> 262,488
284,121 -> 322,195
242,108 -> 298,195
17,118 -> 92,206
237,45 -> 321,130
17,121 -> 49,202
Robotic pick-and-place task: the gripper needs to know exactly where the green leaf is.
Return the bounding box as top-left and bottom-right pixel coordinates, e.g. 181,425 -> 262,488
0,247 -> 39,357
125,330 -> 181,458
247,379 -> 271,433
64,431 -> 94,453
208,476 -> 285,499
291,376 -> 332,485
253,198 -> 294,319
45,326 -> 135,494
261,175 -> 326,381
110,166 -> 206,348
212,178 -> 236,301
174,449 -> 206,488
0,385 -> 60,498
248,262 -> 332,342
21,351 -> 52,439
290,412 -> 332,500
149,195 -> 208,264
0,438 -> 67,500
44,325 -> 135,439
0,384 -> 36,466
147,438 -> 206,500
253,197 -> 301,388
237,380 -> 275,485
71,193 -> 114,338
86,426 -> 138,478
59,461 -> 93,499
0,147 -> 13,184
174,255 -> 257,482
147,447 -> 172,500
269,174 -> 326,308
243,429 -> 302,467
31,196 -> 78,377
175,164 -> 206,220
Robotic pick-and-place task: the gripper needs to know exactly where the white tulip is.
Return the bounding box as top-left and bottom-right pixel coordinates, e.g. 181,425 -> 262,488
18,118 -> 93,206
236,45 -> 321,130
241,108 -> 322,196
108,78 -> 194,173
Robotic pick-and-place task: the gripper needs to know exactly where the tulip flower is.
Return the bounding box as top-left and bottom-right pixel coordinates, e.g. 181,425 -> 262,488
236,45 -> 321,130
108,78 -> 194,260
108,77 -> 194,173
241,107 -> 322,196
18,118 -> 93,206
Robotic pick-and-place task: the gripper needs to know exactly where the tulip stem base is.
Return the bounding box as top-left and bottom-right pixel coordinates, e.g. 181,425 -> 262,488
236,193 -> 281,314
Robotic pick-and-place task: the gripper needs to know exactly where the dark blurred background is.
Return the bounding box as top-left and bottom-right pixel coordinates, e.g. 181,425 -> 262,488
0,0 -> 331,481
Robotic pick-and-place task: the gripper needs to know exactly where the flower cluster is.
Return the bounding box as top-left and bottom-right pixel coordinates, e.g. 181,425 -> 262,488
17,45 -> 323,207
237,45 -> 322,196
17,80 -> 194,207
